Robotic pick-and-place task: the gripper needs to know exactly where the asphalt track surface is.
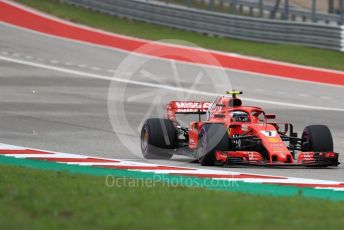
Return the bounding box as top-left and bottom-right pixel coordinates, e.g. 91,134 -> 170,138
1,23 -> 344,181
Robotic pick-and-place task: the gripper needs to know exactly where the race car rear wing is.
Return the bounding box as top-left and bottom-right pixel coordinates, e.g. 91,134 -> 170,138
166,101 -> 212,121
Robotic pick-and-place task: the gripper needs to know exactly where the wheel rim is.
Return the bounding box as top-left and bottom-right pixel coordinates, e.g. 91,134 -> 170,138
141,128 -> 149,153
197,130 -> 207,160
302,130 -> 310,151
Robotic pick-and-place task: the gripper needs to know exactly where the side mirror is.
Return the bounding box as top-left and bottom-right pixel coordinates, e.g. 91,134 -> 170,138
266,114 -> 276,119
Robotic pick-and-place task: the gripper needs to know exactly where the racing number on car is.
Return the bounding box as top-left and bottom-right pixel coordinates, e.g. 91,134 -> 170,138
232,134 -> 241,149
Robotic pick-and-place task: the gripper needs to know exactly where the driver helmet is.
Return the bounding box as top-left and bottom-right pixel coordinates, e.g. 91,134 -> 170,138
231,111 -> 249,122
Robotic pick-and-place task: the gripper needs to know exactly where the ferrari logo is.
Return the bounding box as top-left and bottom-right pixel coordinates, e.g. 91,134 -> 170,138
268,137 -> 280,143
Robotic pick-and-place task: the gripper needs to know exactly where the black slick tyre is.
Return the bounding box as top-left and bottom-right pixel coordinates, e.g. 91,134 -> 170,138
141,118 -> 176,159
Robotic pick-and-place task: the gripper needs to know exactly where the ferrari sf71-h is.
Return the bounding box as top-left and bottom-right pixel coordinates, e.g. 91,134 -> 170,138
140,91 -> 339,167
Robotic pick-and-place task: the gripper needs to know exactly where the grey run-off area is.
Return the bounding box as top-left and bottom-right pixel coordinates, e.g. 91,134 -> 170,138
0,23 -> 343,180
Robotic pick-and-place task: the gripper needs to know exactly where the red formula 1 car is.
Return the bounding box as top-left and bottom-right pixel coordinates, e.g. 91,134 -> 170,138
140,91 -> 340,167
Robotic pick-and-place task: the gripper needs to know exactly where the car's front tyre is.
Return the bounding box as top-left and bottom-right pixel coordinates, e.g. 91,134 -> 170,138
197,123 -> 229,166
302,125 -> 333,152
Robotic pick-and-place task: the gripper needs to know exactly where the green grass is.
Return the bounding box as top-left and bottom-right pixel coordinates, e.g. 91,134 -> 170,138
15,0 -> 344,71
1,164 -> 344,229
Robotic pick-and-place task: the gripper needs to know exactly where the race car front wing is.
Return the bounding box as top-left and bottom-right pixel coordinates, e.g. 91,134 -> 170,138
215,151 -> 340,167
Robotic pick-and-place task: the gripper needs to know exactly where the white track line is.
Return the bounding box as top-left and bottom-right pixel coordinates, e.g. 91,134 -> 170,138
1,55 -> 344,112
4,0 -> 344,76
1,21 -> 343,89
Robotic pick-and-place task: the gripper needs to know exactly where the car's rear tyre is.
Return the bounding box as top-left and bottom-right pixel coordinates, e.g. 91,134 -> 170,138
141,118 -> 176,159
197,123 -> 229,166
302,125 -> 333,152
